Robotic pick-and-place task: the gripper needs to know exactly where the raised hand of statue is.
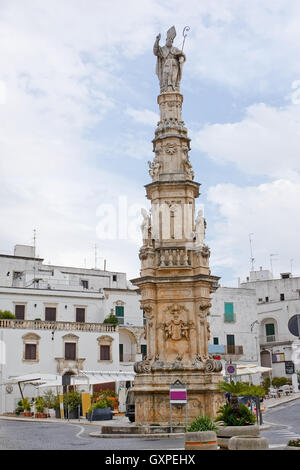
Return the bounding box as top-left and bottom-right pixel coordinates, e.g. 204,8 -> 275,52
156,33 -> 161,42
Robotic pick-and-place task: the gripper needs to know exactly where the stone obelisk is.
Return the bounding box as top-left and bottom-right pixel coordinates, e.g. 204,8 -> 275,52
131,26 -> 223,425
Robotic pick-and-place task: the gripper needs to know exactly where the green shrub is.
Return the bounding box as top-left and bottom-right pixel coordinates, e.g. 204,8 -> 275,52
21,397 -> 31,412
187,414 -> 217,432
288,438 -> 300,447
272,377 -> 288,388
43,390 -> 56,409
35,397 -> 45,413
103,313 -> 118,325
0,310 -> 15,319
215,403 -> 256,426
15,399 -> 24,415
64,391 -> 81,411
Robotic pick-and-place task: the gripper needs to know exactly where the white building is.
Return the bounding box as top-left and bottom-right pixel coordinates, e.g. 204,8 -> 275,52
208,286 -> 260,382
240,268 -> 300,379
0,245 -> 145,413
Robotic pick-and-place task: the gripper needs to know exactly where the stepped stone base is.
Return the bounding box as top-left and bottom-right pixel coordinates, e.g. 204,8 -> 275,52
133,370 -> 223,426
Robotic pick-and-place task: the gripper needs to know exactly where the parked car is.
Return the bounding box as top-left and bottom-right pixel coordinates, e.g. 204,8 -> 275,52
125,389 -> 135,422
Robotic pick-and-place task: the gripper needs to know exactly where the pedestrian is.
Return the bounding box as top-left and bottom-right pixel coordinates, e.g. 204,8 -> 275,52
225,392 -> 231,404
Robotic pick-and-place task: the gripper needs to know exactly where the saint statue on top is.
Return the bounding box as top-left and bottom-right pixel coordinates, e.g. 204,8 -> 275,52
153,26 -> 186,93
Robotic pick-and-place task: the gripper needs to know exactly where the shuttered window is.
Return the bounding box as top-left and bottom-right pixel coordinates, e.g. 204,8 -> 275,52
25,344 -> 37,360
76,308 -> 85,323
15,305 -> 25,320
45,307 -> 56,321
224,302 -> 234,322
65,342 -> 76,360
115,306 -> 124,325
100,345 -> 110,361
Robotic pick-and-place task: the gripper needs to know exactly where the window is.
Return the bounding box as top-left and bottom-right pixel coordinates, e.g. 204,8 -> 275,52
115,306 -> 124,325
97,335 -> 114,362
15,305 -> 25,320
119,344 -> 124,362
265,323 -> 275,341
226,334 -> 235,354
265,297 -> 269,303
100,345 -> 110,361
45,307 -> 56,321
213,337 -> 219,345
143,310 -> 146,326
25,344 -> 36,360
76,308 -> 85,323
141,344 -> 147,358
22,333 -> 40,362
224,302 -> 234,322
112,275 -> 117,282
81,280 -> 89,289
280,293 -> 285,301
64,342 -> 76,360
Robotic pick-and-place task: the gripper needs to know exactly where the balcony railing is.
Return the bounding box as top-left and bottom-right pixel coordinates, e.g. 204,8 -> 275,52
0,319 -> 118,333
224,345 -> 243,355
120,353 -> 136,363
208,344 -> 243,356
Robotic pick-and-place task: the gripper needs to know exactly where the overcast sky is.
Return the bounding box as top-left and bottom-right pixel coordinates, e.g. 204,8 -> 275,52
1,0 -> 300,286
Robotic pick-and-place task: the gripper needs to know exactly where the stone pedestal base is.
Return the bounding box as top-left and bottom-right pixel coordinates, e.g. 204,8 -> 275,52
132,370 -> 223,426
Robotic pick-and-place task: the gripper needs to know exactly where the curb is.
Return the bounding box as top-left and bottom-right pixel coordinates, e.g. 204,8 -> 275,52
265,395 -> 300,410
89,432 -> 185,439
0,416 -> 101,426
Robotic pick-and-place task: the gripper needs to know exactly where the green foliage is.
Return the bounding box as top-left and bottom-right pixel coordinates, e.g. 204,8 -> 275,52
288,438 -> 300,447
87,398 -> 111,414
0,310 -> 15,319
35,397 -> 45,413
15,399 -> 24,415
53,395 -> 61,411
215,403 -> 256,426
21,397 -> 31,411
247,385 -> 265,397
103,313 -> 118,325
262,377 -> 271,395
64,391 -> 81,411
272,377 -> 288,388
43,390 -> 56,409
187,415 -> 217,433
217,381 -> 249,396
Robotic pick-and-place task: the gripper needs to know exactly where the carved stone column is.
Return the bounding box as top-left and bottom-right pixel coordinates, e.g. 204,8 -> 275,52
131,27 -> 223,426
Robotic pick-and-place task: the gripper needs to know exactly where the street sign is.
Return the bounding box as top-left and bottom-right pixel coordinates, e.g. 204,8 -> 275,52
170,380 -> 187,404
225,363 -> 237,376
288,314 -> 300,337
285,361 -> 295,375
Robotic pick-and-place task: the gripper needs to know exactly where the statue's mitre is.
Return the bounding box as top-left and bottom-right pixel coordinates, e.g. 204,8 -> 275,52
166,26 -> 176,41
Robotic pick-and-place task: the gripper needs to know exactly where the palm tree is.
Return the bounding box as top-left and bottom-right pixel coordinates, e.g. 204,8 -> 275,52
217,381 -> 248,416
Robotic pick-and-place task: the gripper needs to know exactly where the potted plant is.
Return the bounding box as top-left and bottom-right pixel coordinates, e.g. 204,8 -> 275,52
53,395 -> 62,418
215,381 -> 259,449
35,397 -> 47,418
15,400 -> 24,416
22,397 -> 32,417
86,398 -> 113,421
43,390 -> 56,418
64,391 -> 81,419
94,389 -> 118,411
185,415 -> 218,450
286,438 -> 300,450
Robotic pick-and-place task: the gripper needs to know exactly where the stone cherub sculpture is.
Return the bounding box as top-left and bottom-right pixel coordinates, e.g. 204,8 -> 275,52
153,26 -> 186,93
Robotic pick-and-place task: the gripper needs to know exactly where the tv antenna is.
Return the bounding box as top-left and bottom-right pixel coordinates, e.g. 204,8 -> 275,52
270,253 -> 279,275
249,233 -> 255,271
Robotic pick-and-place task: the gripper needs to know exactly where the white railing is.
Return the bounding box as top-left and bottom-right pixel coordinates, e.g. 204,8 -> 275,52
0,319 -> 118,333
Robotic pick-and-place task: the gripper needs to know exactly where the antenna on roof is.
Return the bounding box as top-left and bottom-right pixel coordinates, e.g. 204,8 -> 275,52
270,253 -> 279,275
249,233 -> 255,271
